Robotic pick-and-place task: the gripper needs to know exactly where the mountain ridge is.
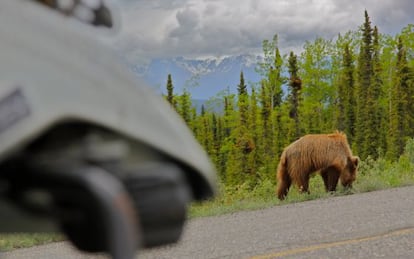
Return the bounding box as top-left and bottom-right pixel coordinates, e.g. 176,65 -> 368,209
129,54 -> 263,99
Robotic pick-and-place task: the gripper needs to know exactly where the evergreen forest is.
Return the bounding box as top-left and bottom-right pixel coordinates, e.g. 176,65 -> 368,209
164,11 -> 414,199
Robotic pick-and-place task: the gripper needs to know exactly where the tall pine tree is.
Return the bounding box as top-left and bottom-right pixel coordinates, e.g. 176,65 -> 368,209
337,43 -> 356,143
236,71 -> 253,177
355,10 -> 373,159
387,37 -> 412,160
165,74 -> 176,109
176,89 -> 192,126
288,51 -> 302,139
363,26 -> 383,158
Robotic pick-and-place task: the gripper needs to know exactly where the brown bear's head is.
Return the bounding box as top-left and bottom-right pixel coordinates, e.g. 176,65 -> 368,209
341,156 -> 359,188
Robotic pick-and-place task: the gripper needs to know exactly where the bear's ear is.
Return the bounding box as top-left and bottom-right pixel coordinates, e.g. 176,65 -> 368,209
352,156 -> 359,168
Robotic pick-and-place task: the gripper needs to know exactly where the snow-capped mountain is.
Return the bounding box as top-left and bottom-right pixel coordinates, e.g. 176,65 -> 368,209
130,54 -> 263,100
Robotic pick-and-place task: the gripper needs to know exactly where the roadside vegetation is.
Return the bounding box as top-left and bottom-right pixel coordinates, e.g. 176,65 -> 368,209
190,138 -> 414,218
168,11 -> 414,208
174,11 -> 414,217
0,233 -> 64,251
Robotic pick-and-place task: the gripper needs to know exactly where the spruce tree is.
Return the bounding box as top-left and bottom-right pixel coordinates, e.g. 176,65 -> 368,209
235,71 -> 254,179
166,74 -> 175,108
177,89 -> 192,126
398,37 -> 414,141
201,108 -> 214,159
249,88 -> 260,177
215,116 -> 227,180
387,37 -> 409,160
223,95 -> 235,138
237,71 -> 248,125
338,43 -> 356,142
288,51 -> 302,139
364,26 -> 383,158
211,113 -> 220,164
355,10 -> 373,159
221,94 -> 237,184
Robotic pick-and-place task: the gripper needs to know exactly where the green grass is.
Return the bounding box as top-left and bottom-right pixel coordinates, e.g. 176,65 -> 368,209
0,233 -> 64,251
190,148 -> 414,218
189,176 -> 353,218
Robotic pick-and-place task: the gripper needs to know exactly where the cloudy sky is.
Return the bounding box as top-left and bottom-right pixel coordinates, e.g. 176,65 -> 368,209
110,0 -> 414,64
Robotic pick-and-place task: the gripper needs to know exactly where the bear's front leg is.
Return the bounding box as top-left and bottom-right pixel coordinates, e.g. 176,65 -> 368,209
321,167 -> 340,192
276,172 -> 292,200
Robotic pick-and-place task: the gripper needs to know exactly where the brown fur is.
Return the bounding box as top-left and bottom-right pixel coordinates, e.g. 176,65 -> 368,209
276,131 -> 359,200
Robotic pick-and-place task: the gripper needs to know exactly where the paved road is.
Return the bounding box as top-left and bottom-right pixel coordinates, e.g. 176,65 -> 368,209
3,186 -> 414,259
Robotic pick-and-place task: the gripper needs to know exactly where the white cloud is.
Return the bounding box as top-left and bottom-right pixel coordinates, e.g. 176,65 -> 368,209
109,0 -> 414,64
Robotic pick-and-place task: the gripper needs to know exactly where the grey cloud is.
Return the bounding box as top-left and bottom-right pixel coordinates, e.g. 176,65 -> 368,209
170,7 -> 200,37
176,8 -> 199,27
113,0 -> 414,64
203,3 -> 218,16
366,0 -> 414,33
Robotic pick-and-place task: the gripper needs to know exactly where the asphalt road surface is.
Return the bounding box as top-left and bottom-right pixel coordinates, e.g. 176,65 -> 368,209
2,186 -> 414,259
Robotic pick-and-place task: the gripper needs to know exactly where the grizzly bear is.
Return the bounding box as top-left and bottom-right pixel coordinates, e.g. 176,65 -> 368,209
276,131 -> 359,200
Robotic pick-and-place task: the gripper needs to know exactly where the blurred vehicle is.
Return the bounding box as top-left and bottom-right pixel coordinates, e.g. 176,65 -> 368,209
0,1 -> 217,258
